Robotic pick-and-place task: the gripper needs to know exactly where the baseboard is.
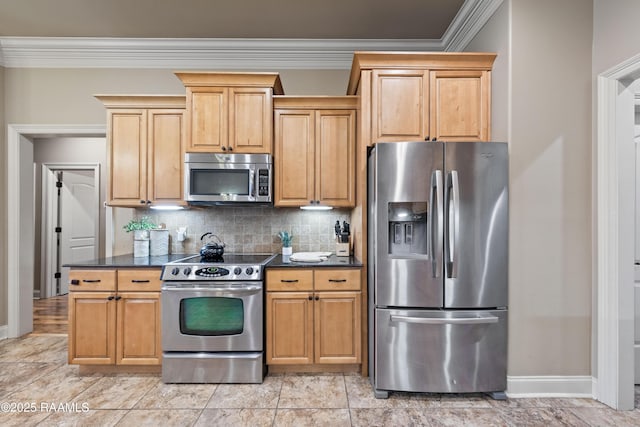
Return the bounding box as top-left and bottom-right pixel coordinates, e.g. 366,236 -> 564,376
0,325 -> 8,340
507,375 -> 594,398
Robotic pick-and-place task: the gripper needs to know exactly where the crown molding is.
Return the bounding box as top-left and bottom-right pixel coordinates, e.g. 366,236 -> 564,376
443,0 -> 504,52
0,37 -> 443,69
0,0 -> 500,69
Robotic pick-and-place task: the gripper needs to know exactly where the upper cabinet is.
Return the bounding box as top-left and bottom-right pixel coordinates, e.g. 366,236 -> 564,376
175,72 -> 284,154
348,52 -> 495,143
96,95 -> 186,207
274,96 -> 357,208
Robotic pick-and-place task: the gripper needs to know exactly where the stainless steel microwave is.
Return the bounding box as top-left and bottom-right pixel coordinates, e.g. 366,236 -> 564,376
184,153 -> 272,205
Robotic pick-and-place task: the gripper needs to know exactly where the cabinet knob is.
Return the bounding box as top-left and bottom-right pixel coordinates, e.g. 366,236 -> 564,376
140,200 -> 146,204
70,279 -> 79,285
107,296 -> 115,301
228,146 -> 233,151
314,296 -> 319,301
221,146 -> 227,151
425,136 -> 430,141
308,295 -> 313,301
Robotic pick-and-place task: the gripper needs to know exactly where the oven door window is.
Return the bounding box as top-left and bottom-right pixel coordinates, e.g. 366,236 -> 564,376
180,297 -> 244,336
191,169 -> 250,196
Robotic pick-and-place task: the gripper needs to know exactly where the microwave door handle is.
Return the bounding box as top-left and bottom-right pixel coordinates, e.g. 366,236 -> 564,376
249,168 -> 256,199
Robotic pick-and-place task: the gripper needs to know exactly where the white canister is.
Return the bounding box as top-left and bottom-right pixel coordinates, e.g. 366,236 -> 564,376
134,239 -> 150,257
150,229 -> 169,256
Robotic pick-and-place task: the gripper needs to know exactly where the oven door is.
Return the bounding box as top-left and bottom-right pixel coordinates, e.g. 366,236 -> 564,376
161,282 -> 263,352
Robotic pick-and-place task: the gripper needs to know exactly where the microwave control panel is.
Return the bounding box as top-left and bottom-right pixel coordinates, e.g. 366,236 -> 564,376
258,169 -> 270,196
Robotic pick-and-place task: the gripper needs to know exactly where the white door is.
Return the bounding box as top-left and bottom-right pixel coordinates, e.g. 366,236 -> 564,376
59,170 -> 99,295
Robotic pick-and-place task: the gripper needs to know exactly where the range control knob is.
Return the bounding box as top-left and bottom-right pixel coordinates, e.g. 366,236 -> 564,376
183,267 -> 192,276
233,267 -> 242,275
171,267 -> 180,276
245,267 -> 254,276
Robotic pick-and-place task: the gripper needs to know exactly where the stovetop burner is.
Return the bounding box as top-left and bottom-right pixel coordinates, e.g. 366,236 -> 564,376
160,253 -> 276,281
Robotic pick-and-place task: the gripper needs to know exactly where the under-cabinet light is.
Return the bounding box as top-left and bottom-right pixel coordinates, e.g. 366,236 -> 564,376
150,205 -> 185,211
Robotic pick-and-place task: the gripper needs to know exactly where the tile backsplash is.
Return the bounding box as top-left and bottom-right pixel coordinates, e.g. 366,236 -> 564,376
115,206 -> 351,255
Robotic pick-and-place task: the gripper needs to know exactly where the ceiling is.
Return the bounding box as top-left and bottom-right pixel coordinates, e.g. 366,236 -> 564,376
0,0 -> 502,69
0,0 -> 464,39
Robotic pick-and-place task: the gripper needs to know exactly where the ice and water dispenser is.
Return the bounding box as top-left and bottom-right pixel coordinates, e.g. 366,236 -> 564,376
388,202 -> 428,255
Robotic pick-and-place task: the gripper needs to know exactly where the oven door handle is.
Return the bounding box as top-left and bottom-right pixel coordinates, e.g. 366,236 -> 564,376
162,285 -> 262,295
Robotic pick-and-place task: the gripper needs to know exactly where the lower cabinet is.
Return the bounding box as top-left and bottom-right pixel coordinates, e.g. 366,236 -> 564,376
266,268 -> 361,366
68,268 -> 162,366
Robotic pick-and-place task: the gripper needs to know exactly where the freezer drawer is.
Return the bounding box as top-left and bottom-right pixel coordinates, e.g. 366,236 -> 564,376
374,308 -> 507,394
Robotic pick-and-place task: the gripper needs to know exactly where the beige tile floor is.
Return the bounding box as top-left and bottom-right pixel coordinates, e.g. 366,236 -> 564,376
1,335 -> 640,426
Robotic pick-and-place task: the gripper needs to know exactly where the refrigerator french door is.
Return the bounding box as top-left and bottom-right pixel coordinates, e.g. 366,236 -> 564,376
368,141 -> 508,398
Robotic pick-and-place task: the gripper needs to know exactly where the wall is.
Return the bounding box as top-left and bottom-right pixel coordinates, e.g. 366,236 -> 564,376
0,65 -> 6,327
115,207 -> 351,256
592,0 -> 640,75
3,68 -> 350,124
32,137 -> 107,296
511,0 -> 593,376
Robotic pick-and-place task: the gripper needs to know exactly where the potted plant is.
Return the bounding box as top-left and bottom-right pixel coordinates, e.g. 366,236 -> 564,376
124,216 -> 157,257
278,231 -> 293,256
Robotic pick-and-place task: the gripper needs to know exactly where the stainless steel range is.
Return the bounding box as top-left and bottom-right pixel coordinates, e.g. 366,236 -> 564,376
160,253 -> 276,383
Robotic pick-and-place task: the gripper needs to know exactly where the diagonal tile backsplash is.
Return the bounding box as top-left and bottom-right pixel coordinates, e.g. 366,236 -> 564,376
115,206 -> 351,255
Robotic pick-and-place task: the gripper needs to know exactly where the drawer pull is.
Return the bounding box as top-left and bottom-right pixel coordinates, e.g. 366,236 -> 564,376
82,279 -> 101,283
131,280 -> 150,283
281,279 -> 299,283
70,280 -> 80,285
328,279 -> 347,283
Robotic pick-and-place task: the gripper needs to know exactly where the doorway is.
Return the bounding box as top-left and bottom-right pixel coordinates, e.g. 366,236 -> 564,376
6,125 -> 108,338
40,165 -> 100,299
596,55 -> 640,410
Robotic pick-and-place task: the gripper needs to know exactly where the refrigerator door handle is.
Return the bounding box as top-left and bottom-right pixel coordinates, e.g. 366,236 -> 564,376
429,170 -> 444,277
446,170 -> 460,278
390,314 -> 499,325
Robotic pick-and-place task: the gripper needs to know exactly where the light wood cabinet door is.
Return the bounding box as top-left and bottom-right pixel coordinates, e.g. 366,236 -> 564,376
147,109 -> 186,205
108,109 -> 147,206
68,292 -> 116,364
430,70 -> 491,142
274,109 -> 315,206
315,110 -> 355,207
371,69 -> 429,143
274,105 -> 356,208
186,87 -> 228,153
314,291 -> 361,364
116,292 -> 161,365
266,292 -> 313,365
229,87 -> 273,153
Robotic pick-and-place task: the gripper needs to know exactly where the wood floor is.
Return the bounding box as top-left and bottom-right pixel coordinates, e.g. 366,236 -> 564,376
32,295 -> 68,334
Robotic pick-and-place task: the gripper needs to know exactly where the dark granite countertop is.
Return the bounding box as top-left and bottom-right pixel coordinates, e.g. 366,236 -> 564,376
267,254 -> 362,268
63,253 -> 193,268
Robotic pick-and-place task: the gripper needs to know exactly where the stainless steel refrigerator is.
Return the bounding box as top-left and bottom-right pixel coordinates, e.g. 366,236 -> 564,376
367,141 -> 508,399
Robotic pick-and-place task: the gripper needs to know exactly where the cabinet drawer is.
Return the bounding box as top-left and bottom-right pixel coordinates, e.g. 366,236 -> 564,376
117,269 -> 162,292
69,270 -> 117,292
314,269 -> 361,291
267,269 -> 314,291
